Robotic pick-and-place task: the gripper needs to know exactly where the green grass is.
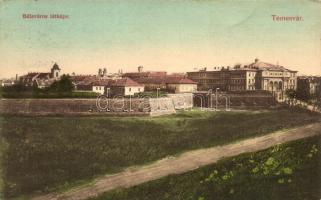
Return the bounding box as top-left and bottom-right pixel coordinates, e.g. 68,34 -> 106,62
0,108 -> 320,198
0,115 -> 5,199
132,91 -> 168,98
91,135 -> 321,200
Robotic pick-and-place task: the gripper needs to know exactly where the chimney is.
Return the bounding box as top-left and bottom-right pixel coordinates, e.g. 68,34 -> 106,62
98,68 -> 102,77
255,58 -> 259,63
138,66 -> 143,73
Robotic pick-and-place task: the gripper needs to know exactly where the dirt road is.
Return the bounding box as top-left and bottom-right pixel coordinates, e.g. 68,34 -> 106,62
32,122 -> 321,200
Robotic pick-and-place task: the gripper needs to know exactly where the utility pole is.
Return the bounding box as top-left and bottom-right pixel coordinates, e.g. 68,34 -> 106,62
157,88 -> 160,110
216,88 -> 220,110
208,89 -> 213,109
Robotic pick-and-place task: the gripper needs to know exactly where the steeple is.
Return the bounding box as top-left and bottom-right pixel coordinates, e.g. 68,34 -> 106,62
51,63 -> 61,71
51,63 -> 61,79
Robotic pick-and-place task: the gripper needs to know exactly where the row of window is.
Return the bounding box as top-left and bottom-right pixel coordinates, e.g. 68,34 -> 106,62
230,86 -> 245,90
95,87 -> 141,92
197,79 -> 247,84
248,79 -> 255,84
128,88 -> 141,92
231,79 -> 245,84
247,86 -> 255,90
289,79 -> 296,84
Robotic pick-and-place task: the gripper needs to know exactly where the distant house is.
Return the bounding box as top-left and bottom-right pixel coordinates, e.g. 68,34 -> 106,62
165,77 -> 197,93
92,77 -> 144,96
134,77 -> 167,91
20,63 -> 61,88
1,79 -> 16,87
122,66 -> 194,93
70,75 -> 98,91
109,77 -> 144,96
92,79 -> 111,95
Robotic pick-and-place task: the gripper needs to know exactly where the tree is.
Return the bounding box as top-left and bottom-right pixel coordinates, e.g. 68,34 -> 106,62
48,74 -> 74,93
285,89 -> 296,106
296,79 -> 311,102
285,89 -> 296,99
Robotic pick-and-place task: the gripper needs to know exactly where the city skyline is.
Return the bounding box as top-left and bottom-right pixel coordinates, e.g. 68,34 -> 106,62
1,0 -> 321,79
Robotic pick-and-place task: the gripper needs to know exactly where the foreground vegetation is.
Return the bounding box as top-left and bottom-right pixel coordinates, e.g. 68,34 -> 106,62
1,108 -> 320,198
91,135 -> 321,200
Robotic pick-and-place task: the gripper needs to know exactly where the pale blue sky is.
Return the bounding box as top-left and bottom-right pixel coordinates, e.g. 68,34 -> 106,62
0,0 -> 320,78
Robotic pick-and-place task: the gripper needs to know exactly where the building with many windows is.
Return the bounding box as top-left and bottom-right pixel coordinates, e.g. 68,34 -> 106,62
187,58 -> 297,101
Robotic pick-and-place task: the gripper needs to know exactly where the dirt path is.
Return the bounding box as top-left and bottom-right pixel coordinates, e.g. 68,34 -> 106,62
32,122 -> 321,200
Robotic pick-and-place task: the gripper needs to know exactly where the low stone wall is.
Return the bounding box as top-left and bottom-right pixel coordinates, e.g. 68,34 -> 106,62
0,99 -> 99,114
0,98 -> 177,116
193,91 -> 277,108
0,91 -> 274,116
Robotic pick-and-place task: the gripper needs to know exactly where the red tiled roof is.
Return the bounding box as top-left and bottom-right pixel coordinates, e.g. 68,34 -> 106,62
71,76 -> 100,86
92,79 -> 112,86
90,77 -> 143,87
123,71 -> 167,78
70,75 -> 96,82
21,72 -> 50,79
165,77 -> 196,84
37,73 -> 51,79
135,77 -> 166,84
109,77 -> 143,87
22,73 -> 39,78
134,76 -> 196,85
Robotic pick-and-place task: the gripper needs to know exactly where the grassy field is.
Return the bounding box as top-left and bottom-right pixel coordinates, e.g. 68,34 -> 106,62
0,108 -> 320,198
91,135 -> 321,200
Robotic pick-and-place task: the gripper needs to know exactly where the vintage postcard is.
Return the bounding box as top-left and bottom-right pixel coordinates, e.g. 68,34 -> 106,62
0,0 -> 320,199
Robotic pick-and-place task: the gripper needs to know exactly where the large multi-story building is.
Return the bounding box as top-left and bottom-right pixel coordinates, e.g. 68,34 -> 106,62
187,58 -> 297,101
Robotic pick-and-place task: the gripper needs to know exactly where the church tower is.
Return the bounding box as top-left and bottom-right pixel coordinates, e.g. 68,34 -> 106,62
51,63 -> 61,79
